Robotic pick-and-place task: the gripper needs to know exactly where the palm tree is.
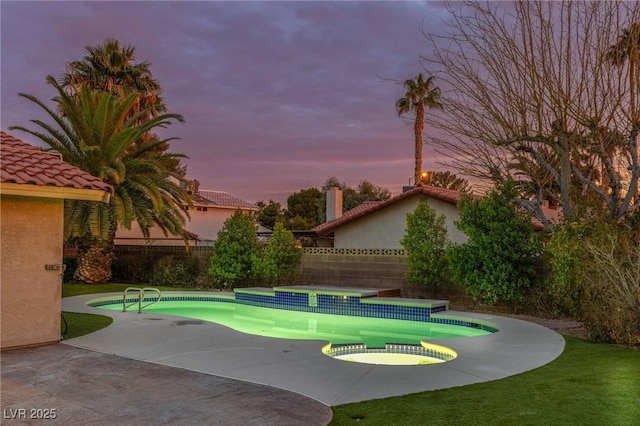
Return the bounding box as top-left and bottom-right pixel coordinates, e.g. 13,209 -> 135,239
395,73 -> 443,186
60,38 -> 185,175
10,76 -> 191,283
61,38 -> 165,119
422,171 -> 472,193
606,22 -> 640,123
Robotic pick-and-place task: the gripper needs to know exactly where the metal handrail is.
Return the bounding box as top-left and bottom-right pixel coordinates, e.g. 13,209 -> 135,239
123,287 -> 143,312
122,287 -> 162,313
140,287 -> 162,312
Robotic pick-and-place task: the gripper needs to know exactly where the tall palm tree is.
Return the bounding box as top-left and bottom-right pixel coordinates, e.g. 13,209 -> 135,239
606,22 -> 640,124
60,38 -> 185,175
10,76 -> 191,283
395,73 -> 443,186
61,38 -> 165,119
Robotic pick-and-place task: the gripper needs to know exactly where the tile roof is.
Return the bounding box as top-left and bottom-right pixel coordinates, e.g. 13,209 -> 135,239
195,189 -> 257,210
313,186 -> 462,235
0,131 -> 113,194
313,185 -> 557,234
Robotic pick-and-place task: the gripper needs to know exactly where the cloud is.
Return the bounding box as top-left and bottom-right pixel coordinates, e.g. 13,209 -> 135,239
1,1 -> 450,204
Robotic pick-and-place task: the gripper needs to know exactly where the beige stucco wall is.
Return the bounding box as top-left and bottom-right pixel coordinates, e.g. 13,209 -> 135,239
333,195 -> 467,249
115,207 -> 250,245
182,208 -> 242,241
1,195 -> 63,350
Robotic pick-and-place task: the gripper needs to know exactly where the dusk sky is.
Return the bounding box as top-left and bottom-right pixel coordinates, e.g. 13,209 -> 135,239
1,1 -> 453,205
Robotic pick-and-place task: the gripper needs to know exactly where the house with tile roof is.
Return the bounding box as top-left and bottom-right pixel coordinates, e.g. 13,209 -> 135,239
313,185 -> 559,250
115,185 -> 258,246
1,131 -> 112,349
314,186 -> 470,249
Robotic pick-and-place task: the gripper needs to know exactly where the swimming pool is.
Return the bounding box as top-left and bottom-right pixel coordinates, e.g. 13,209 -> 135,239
88,286 -> 498,365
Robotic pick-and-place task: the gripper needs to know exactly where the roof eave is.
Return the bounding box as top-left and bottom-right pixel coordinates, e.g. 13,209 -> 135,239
191,204 -> 258,211
0,182 -> 111,203
214,205 -> 259,211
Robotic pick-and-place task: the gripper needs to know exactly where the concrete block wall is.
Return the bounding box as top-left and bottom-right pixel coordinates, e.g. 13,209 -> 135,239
299,252 -> 409,291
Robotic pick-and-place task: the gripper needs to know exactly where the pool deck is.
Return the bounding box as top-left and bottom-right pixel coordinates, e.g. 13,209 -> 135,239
53,292 -> 565,407
1,343 -> 333,426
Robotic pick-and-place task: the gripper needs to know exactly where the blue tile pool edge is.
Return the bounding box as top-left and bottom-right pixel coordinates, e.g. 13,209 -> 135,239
86,290 -> 499,334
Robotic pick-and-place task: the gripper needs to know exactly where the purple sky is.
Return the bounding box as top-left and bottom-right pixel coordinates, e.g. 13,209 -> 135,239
1,1 -> 451,205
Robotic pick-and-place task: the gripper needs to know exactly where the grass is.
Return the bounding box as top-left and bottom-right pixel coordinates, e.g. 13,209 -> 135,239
61,312 -> 113,339
330,336 -> 640,425
62,282 -> 640,425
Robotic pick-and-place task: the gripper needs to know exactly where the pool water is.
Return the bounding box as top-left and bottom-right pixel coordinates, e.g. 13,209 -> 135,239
95,300 -> 491,347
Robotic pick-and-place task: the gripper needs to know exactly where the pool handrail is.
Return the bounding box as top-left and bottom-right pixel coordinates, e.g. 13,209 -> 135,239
140,287 -> 162,312
122,287 -> 162,313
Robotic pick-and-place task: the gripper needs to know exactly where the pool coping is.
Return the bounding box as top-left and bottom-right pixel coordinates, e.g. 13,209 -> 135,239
61,292 -> 565,406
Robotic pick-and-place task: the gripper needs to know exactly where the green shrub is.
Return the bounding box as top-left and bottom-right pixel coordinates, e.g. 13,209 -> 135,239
149,255 -> 201,287
257,222 -> 301,286
209,211 -> 261,288
544,221 -> 595,317
400,202 -> 450,298
448,180 -> 542,307
194,271 -> 216,289
112,253 -> 153,284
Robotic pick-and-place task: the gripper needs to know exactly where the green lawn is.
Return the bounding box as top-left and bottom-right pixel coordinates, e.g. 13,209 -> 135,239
330,337 -> 640,425
61,283 -> 640,425
61,311 -> 113,339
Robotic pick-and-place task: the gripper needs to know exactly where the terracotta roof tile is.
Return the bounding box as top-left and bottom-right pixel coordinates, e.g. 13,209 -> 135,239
1,131 -> 113,194
195,189 -> 256,210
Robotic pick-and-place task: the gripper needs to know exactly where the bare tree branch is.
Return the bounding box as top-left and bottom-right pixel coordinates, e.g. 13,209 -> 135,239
419,0 -> 640,228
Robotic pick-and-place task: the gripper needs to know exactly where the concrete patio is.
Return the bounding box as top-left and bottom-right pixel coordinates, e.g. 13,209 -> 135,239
1,292 -> 566,425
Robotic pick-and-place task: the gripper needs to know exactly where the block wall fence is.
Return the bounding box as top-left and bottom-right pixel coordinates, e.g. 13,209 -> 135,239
63,245 -> 417,293
63,245 -> 546,299
298,247 -> 410,291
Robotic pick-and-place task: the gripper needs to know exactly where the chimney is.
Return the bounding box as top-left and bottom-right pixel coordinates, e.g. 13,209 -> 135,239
190,179 -> 200,194
326,187 -> 343,221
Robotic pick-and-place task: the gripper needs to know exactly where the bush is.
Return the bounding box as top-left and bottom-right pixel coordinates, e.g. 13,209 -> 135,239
400,202 -> 450,298
112,253 -> 153,284
209,211 -> 261,288
194,271 -> 216,289
149,255 -> 201,287
448,180 -> 542,307
544,221 -> 594,317
579,222 -> 640,346
257,222 -> 301,286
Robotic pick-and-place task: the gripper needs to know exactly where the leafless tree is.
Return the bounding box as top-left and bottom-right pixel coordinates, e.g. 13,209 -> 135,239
421,1 -> 639,228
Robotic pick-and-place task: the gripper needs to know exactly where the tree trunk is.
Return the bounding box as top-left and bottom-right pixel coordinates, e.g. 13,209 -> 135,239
556,135 -> 575,220
73,219 -> 117,284
414,103 -> 425,185
630,56 -> 637,126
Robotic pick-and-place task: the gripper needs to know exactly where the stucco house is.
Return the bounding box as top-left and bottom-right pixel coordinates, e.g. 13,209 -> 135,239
314,186 -> 558,249
314,186 -> 470,249
1,131 -> 112,350
114,187 -> 258,246
305,186 -> 560,293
